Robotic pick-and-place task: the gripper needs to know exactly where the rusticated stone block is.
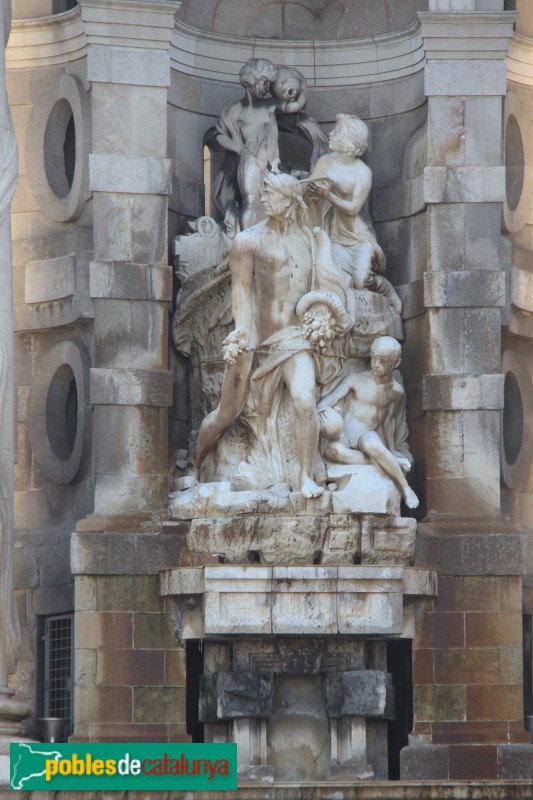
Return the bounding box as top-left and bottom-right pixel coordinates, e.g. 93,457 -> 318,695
90,368 -> 173,406
449,744 -> 497,780
400,744 -> 449,780
199,672 -> 274,721
133,686 -> 186,724
415,532 -> 526,575
465,611 -> 522,647
326,671 -> 395,719
466,685 -> 524,721
90,261 -> 172,302
436,575 -> 521,613
423,374 -> 504,411
89,154 -> 172,195
97,649 -> 165,686
216,672 -> 274,719
414,684 -> 466,722
424,270 -> 505,308
361,516 -> 416,565
96,574 -> 160,612
420,612 -> 465,649
434,647 -> 501,685
71,531 -> 184,576
498,745 -> 533,779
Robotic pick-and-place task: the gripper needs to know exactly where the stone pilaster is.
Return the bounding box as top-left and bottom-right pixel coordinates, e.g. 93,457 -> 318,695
78,0 -> 179,517
401,3 -> 533,780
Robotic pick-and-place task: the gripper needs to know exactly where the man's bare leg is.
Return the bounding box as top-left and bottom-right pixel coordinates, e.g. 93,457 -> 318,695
194,353 -> 254,472
283,352 -> 323,498
323,439 -> 365,465
359,431 -> 419,509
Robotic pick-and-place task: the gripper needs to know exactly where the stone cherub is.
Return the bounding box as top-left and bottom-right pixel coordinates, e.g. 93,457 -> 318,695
213,58 -> 308,229
318,336 -> 419,509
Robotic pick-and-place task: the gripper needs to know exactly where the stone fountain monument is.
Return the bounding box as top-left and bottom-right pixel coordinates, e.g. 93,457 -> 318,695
162,57 -> 436,782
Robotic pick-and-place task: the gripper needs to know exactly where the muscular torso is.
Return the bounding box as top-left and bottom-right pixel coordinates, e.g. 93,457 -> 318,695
342,373 -> 402,443
230,221 -> 314,344
227,100 -> 280,164
253,226 -> 314,341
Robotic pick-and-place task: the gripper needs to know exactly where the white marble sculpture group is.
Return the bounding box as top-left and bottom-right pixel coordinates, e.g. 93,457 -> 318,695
172,57 -> 418,512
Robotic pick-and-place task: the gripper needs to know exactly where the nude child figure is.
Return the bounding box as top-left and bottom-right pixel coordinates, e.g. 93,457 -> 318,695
318,336 -> 419,509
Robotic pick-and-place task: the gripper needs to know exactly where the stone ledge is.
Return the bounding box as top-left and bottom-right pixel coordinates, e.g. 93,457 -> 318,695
160,565 -> 437,639
3,783 -> 532,799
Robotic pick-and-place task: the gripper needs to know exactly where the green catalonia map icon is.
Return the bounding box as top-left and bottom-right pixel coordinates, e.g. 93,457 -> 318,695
11,743 -> 62,790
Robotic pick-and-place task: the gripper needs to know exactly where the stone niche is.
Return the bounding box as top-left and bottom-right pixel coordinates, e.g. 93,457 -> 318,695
160,564 -> 437,781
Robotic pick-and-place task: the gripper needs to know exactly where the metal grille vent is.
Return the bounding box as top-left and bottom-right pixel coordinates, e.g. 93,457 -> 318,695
44,614 -> 73,723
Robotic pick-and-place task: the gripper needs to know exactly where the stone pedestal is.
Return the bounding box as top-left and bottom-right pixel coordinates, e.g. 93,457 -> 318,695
161,563 -> 436,782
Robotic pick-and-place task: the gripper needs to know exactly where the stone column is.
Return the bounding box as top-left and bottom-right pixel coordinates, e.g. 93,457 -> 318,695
0,0 -> 30,785
78,0 -> 178,522
401,1 -> 533,780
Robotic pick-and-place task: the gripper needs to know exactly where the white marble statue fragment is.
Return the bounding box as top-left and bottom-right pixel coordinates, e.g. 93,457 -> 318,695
319,336 -> 419,509
194,172 -> 349,497
305,114 -> 402,324
213,58 -> 325,229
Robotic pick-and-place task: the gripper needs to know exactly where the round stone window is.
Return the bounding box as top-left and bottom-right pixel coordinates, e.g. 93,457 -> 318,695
44,101 -> 76,200
46,364 -> 79,461
28,341 -> 90,485
505,114 -> 524,212
26,74 -> 90,222
502,371 -> 523,467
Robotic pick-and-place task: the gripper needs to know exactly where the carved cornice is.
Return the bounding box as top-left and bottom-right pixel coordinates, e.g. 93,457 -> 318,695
6,0 -> 182,69
6,6 -> 86,68
170,18 -> 425,88
507,32 -> 533,87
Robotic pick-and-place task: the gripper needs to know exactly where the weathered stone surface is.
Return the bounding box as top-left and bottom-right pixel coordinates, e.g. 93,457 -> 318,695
88,46 -> 170,87
326,671 -> 395,719
90,367 -> 173,407
423,270 -> 505,308
90,261 -> 172,302
361,516 -> 416,565
25,254 -> 76,304
423,374 -> 504,410
498,745 -> 533,778
71,531 -> 185,576
424,60 -> 507,96
214,672 -> 274,720
188,515 -> 329,565
400,744 -> 450,780
89,154 -> 172,195
415,532 -> 526,575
